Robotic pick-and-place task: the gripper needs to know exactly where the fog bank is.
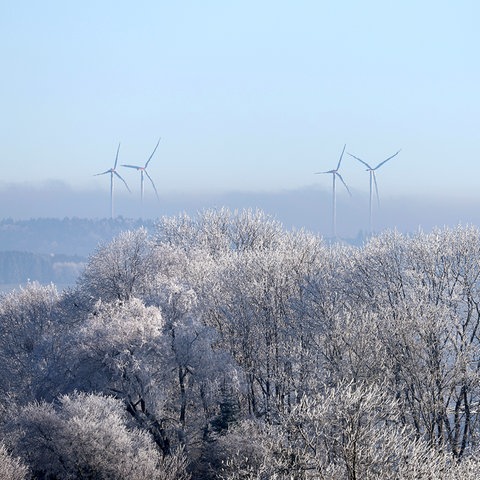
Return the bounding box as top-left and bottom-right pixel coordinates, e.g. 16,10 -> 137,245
1,181 -> 479,239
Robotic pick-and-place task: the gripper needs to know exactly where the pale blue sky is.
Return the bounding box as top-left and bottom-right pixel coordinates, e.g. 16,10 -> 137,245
1,1 -> 479,204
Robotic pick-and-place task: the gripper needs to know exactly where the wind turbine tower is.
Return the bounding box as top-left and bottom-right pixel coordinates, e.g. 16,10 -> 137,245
348,149 -> 400,234
315,144 -> 351,238
94,143 -> 131,218
122,138 -> 161,217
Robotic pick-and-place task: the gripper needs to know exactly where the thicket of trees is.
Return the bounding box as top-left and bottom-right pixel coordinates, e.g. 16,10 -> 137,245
1,209 -> 480,479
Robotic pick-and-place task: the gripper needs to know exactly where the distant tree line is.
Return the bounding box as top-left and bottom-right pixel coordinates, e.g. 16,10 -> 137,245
0,251 -> 85,285
0,217 -> 156,287
1,209 -> 480,479
0,217 -> 155,256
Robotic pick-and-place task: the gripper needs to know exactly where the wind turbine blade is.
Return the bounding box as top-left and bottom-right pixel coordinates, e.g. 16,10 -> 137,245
144,170 -> 160,200
145,137 -> 161,168
121,164 -> 142,169
336,172 -> 352,197
336,144 -> 347,170
114,171 -> 131,193
114,143 -> 121,169
347,152 -> 372,169
373,172 -> 380,206
94,170 -> 111,176
374,149 -> 401,170
315,170 -> 334,174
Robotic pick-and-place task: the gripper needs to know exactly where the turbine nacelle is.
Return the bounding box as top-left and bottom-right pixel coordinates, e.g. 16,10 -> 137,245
122,165 -> 146,172
95,167 -> 117,174
316,169 -> 338,175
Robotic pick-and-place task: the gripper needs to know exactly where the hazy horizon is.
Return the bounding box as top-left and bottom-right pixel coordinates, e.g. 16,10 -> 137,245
1,180 -> 479,240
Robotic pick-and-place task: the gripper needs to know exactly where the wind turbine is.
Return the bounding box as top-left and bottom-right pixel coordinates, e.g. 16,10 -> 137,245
315,144 -> 351,238
122,138 -> 161,215
348,149 -> 400,234
94,143 -> 131,218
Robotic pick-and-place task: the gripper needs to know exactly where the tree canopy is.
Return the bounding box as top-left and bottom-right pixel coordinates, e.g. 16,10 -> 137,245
1,210 -> 480,479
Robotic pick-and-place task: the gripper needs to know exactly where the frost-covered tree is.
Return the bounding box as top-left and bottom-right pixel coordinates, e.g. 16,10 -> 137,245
196,229 -> 325,421
5,391 -> 189,480
79,228 -> 156,302
351,229 -> 480,455
63,289 -> 233,466
146,274 -> 240,470
215,381 -> 480,480
0,444 -> 29,480
156,209 -> 284,256
61,298 -> 175,454
0,282 -> 62,406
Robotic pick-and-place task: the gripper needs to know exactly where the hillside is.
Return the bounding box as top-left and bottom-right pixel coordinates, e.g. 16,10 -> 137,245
0,217 -> 156,287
